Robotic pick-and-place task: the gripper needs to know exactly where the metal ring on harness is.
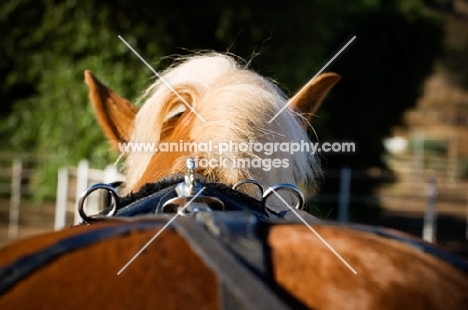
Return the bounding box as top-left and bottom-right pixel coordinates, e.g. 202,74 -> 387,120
262,183 -> 305,218
232,179 -> 264,197
78,183 -> 119,223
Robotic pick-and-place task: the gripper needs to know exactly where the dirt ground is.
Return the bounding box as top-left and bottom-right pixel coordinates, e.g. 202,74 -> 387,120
0,199 -> 71,249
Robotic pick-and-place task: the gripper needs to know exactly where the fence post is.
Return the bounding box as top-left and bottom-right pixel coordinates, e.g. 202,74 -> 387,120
8,159 -> 22,239
466,188 -> 468,240
54,168 -> 69,230
74,159 -> 89,225
448,132 -> 458,187
423,176 -> 437,243
338,167 -> 351,223
413,131 -> 424,193
104,165 -> 119,183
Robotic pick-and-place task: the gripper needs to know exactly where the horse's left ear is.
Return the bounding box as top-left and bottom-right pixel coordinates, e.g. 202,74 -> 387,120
289,73 -> 341,123
84,70 -> 139,148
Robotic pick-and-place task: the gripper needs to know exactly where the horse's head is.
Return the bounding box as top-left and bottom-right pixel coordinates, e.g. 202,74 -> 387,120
85,53 -> 339,195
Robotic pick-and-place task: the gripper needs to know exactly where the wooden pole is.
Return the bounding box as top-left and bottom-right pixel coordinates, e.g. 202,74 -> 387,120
54,168 -> 69,230
413,131 -> 424,193
104,165 -> 119,183
466,186 -> 468,240
8,159 -> 22,239
338,167 -> 351,223
74,159 -> 89,225
423,176 -> 437,243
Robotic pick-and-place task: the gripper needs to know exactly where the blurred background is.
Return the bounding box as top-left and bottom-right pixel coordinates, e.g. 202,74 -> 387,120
0,0 -> 467,257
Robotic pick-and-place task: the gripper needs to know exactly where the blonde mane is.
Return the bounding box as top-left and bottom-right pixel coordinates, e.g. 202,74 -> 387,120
124,53 -> 320,195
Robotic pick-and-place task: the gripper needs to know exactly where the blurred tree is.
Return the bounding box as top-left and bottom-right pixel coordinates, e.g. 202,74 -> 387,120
0,0 -> 444,216
0,0 -> 159,199
311,0 -> 444,220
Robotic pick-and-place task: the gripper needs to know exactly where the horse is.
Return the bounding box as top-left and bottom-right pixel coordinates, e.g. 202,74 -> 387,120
1,52 -> 467,310
87,53 -> 334,197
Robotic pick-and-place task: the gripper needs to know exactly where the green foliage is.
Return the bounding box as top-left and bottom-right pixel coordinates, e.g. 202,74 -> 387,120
0,0 -> 159,199
0,0 -> 445,216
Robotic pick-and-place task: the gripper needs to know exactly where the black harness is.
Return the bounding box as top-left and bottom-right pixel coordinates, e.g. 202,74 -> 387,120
113,173 -> 317,221
110,174 -> 468,274
1,170 -> 468,309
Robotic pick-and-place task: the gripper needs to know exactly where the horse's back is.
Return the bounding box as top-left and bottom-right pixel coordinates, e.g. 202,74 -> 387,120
0,220 -> 219,310
1,220 -> 467,310
270,225 -> 468,310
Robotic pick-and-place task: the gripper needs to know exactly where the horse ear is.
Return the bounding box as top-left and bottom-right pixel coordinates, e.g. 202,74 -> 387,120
289,73 -> 341,124
84,70 -> 139,148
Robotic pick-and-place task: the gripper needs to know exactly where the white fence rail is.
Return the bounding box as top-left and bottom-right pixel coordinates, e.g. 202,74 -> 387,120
0,155 -> 36,240
54,159 -> 125,230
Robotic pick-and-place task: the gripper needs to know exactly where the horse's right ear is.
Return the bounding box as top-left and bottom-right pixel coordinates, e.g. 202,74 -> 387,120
84,70 -> 139,148
289,72 -> 341,126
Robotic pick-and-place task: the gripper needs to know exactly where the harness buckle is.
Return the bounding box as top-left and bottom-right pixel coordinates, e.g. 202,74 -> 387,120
233,179 -> 306,218
162,158 -> 224,216
78,183 -> 119,223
